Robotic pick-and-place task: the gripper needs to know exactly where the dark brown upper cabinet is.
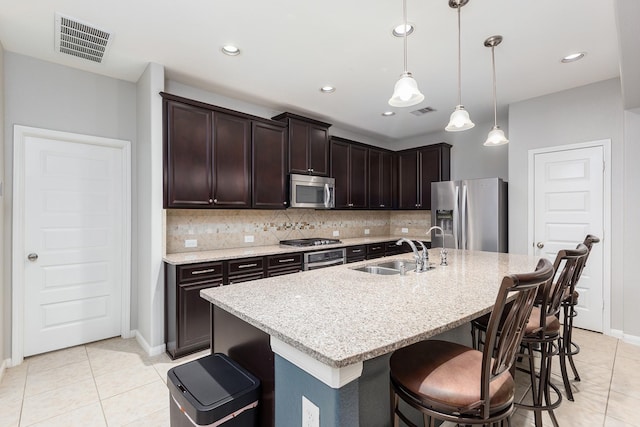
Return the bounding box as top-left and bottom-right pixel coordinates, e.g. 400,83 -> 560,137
252,121 -> 288,209
368,148 -> 395,209
164,99 -> 214,207
272,112 -> 331,176
330,137 -> 368,209
397,143 -> 451,210
212,112 -> 252,208
162,93 -> 285,209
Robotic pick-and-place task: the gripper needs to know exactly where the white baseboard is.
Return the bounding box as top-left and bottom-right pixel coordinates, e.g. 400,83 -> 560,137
609,329 -> 640,346
610,329 -> 624,339
133,330 -> 166,357
0,359 -> 7,384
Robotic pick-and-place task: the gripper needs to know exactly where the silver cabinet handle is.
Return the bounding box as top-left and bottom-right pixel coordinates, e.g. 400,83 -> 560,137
537,242 -> 545,249
27,253 -> 39,262
238,263 -> 258,269
278,258 -> 295,263
352,249 -> 362,253
192,268 -> 216,275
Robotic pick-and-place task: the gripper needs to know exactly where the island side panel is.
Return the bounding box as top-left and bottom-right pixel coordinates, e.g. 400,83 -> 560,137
275,355 -> 359,427
212,305 -> 274,427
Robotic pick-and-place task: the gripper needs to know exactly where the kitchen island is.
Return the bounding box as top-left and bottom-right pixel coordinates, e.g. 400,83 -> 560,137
200,249 -> 539,427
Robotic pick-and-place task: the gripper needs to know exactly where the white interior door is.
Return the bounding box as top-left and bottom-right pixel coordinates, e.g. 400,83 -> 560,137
15,126 -> 130,358
532,145 -> 604,332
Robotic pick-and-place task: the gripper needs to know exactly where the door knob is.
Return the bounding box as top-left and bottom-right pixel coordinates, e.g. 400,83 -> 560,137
27,253 -> 39,262
536,242 -> 544,249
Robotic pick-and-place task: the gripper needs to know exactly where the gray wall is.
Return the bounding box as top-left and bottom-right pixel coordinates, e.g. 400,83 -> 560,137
135,63 -> 165,353
0,42 -> 5,366
508,78 -> 624,332
623,109 -> 640,337
2,52 -> 137,360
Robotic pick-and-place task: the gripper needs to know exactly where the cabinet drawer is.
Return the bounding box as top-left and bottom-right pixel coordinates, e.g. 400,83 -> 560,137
385,241 -> 402,255
227,257 -> 264,275
177,261 -> 224,283
227,272 -> 265,285
267,253 -> 302,270
346,245 -> 366,263
366,243 -> 385,255
266,267 -> 301,278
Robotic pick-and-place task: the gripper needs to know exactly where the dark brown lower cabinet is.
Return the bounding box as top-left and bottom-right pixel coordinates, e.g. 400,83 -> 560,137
346,245 -> 366,263
165,261 -> 223,359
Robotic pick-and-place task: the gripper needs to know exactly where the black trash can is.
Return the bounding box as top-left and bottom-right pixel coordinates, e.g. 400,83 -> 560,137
167,353 -> 261,427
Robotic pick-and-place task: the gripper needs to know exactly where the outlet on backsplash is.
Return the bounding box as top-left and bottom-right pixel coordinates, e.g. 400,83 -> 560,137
244,235 -> 254,243
401,228 -> 409,234
332,230 -> 340,237
184,239 -> 197,248
364,229 -> 370,235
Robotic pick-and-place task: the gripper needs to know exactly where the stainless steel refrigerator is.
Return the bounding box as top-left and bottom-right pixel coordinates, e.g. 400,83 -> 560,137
430,178 -> 508,252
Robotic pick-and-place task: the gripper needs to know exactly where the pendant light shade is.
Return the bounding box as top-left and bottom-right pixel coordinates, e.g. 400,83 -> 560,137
389,72 -> 425,107
446,0 -> 474,132
484,35 -> 509,146
389,0 -> 424,108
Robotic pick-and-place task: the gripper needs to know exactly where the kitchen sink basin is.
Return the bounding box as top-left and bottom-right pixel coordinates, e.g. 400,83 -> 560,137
351,259 -> 418,275
375,259 -> 417,271
351,265 -> 402,275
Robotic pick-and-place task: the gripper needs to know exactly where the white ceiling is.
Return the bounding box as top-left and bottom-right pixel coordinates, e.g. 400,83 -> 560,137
0,0 -> 620,141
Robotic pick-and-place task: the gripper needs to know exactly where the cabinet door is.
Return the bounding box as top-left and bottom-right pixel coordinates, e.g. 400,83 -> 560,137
288,119 -> 310,174
419,145 -> 451,210
164,100 -> 213,207
252,122 -> 287,209
309,124 -> 329,176
330,140 -> 350,208
178,280 -> 220,352
213,112 -> 251,207
398,150 -> 419,209
369,149 -> 393,209
349,144 -> 368,208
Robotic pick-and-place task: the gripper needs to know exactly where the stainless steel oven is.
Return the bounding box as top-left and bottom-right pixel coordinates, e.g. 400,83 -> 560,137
303,248 -> 346,270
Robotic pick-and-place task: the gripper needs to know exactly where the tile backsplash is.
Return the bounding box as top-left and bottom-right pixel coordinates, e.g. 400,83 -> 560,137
166,209 -> 431,253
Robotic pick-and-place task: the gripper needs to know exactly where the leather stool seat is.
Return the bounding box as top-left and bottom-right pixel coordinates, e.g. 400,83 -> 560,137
390,340 -> 514,415
526,307 -> 560,335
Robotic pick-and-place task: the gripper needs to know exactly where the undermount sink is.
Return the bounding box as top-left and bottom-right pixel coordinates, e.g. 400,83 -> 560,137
351,259 -> 417,275
352,265 -> 403,275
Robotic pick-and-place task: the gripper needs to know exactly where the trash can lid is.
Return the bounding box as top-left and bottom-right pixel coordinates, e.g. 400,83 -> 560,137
172,353 -> 259,408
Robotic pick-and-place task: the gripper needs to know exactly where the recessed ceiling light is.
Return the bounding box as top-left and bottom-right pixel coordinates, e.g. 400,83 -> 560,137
320,86 -> 335,93
561,52 -> 585,63
382,111 -> 396,117
221,45 -> 240,56
392,23 -> 414,37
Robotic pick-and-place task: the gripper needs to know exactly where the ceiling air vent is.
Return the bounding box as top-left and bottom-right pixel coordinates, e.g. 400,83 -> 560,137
54,13 -> 112,63
410,107 -> 436,116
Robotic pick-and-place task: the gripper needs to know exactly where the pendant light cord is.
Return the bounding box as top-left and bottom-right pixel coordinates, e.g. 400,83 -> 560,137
456,2 -> 462,106
491,45 -> 498,127
403,0 -> 408,73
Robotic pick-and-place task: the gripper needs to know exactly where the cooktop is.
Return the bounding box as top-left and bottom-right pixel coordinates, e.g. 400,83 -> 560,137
279,238 -> 342,247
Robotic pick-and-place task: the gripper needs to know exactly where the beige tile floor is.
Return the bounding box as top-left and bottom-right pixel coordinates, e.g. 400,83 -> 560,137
0,328 -> 638,426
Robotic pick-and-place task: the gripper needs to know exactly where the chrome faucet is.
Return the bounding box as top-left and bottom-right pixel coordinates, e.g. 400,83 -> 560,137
396,238 -> 428,273
427,226 -> 448,266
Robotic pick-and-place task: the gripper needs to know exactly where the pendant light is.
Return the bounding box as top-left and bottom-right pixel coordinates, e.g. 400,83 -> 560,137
484,35 -> 509,146
389,0 -> 424,107
445,0 -> 474,132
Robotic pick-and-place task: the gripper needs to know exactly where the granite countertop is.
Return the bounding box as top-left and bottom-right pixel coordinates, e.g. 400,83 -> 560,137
163,235 -> 431,265
200,249 -> 539,368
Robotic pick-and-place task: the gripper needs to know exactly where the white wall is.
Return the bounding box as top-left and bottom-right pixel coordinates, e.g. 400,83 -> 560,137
623,109 -> 640,339
508,78 -> 624,332
0,42 -> 5,367
135,63 -> 165,354
2,52 -> 137,360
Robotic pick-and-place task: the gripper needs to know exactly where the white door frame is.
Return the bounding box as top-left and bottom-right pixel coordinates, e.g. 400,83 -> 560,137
12,125 -> 132,365
527,139 -> 611,335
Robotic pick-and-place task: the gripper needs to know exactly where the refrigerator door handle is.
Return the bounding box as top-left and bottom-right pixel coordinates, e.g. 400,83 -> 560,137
453,185 -> 460,250
461,184 -> 468,250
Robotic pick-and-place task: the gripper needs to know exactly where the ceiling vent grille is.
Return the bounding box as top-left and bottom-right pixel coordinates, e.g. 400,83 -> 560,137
55,13 -> 112,63
410,107 -> 436,116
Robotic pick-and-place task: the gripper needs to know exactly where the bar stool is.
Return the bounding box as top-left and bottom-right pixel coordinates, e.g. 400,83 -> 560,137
558,234 -> 600,401
389,258 -> 553,427
470,244 -> 588,427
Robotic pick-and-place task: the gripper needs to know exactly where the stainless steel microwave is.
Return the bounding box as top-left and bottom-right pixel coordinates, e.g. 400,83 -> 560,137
289,174 -> 335,209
